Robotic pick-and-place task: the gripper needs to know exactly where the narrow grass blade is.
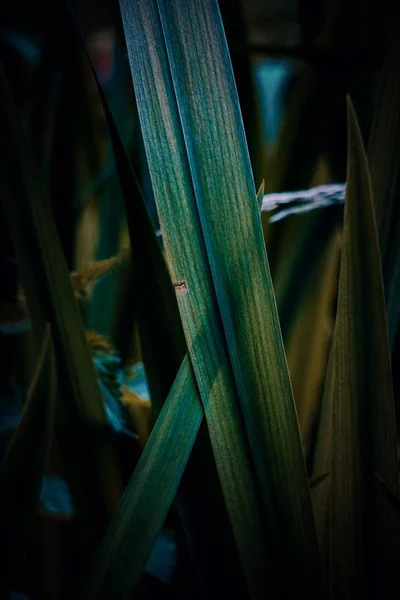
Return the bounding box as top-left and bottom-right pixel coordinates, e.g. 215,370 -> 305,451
120,1 -> 276,596
71,10 -> 249,597
86,94 -> 129,341
218,0 -> 262,181
273,211 -> 340,345
48,22 -> 91,269
0,324 -> 55,596
69,5 -> 185,413
329,98 -> 400,599
257,180 -> 265,215
0,65 -> 107,424
157,0 -> 322,593
285,228 -> 340,452
0,64 -> 122,550
81,355 -> 202,600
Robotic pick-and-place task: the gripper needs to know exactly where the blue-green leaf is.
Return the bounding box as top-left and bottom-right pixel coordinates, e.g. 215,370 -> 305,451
119,1 -> 275,596
82,356 -> 202,600
156,0 -> 323,593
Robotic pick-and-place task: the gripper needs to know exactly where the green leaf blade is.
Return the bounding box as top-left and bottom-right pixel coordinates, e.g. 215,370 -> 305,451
71,10 -> 250,598
157,0 -> 322,593
119,1 -> 276,596
82,355 -> 202,600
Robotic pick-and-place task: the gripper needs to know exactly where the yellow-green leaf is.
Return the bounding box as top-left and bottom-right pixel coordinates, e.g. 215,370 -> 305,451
329,98 -> 400,598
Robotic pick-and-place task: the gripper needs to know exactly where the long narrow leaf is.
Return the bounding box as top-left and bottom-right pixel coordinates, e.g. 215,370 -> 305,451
120,1 -> 276,597
285,228 -> 340,451
0,63 -> 122,552
81,356 -> 202,600
157,0 -> 322,594
0,68 -> 103,421
70,9 -> 249,597
72,11 -> 185,414
329,98 -> 400,598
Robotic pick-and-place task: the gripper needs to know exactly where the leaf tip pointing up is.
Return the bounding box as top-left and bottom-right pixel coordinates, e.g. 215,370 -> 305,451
346,96 -> 369,176
257,180 -> 265,215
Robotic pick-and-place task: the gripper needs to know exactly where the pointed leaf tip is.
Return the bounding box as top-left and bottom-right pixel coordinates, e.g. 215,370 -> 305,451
257,180 -> 265,215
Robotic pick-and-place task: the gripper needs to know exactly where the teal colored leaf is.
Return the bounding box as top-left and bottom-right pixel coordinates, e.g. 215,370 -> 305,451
70,8 -> 249,597
156,0 -> 322,594
81,356 -> 203,600
119,1 -> 277,596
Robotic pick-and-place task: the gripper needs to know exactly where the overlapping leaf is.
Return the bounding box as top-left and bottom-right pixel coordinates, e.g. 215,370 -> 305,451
0,64 -> 122,553
82,356 -> 203,600
156,0 -> 322,594
119,1 -> 278,597
286,229 -> 340,450
115,0 -> 325,597
71,9 -> 248,597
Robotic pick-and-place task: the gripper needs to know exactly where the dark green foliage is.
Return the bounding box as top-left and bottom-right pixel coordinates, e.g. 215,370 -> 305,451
0,325 -> 55,597
0,1 -> 398,599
